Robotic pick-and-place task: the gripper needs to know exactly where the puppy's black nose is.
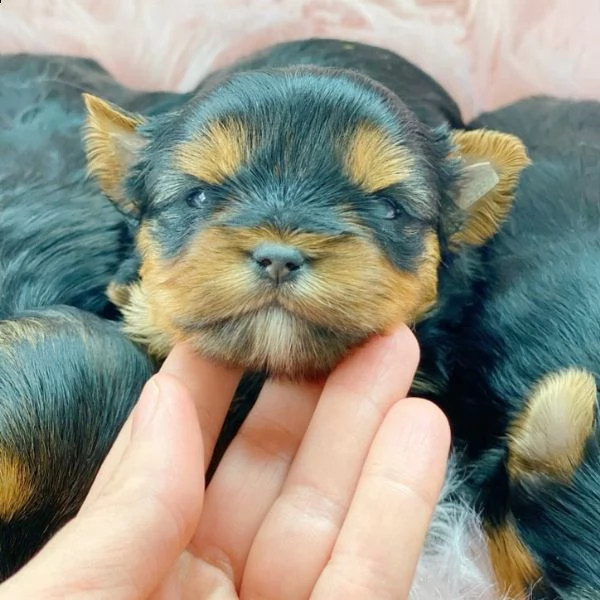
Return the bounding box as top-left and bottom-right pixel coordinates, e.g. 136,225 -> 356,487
252,243 -> 306,284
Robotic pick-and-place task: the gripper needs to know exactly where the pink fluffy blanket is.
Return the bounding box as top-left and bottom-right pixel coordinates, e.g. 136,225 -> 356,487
1,1 -> 597,599
1,0 -> 599,121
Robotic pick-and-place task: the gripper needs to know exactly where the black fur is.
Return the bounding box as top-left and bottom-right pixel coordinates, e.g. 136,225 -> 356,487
198,38 -> 464,130
415,97 -> 600,599
0,53 -> 187,317
0,54 -> 165,578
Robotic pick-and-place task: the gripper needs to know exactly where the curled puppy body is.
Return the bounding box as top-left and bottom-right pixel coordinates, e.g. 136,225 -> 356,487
419,97 -> 600,599
0,55 -> 157,579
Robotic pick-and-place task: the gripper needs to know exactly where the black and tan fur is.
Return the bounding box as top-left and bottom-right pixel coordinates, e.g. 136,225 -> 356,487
0,39 -> 470,579
82,41 -> 524,381
4,39 -> 600,600
83,43 -> 600,599
440,97 -> 600,600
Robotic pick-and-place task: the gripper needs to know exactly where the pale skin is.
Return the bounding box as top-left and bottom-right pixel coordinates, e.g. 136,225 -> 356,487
0,324 -> 450,600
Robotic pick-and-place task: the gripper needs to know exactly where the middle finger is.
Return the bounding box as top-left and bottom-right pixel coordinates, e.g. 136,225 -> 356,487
241,325 -> 420,600
186,378 -> 322,592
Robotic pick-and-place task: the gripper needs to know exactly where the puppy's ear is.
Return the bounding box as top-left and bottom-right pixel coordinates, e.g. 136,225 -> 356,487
82,93 -> 147,218
446,129 -> 530,249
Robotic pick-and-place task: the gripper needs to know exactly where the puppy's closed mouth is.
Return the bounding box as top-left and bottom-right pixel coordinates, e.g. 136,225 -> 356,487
175,301 -> 316,332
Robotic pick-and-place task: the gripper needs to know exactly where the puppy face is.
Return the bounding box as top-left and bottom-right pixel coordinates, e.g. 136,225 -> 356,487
84,66 -> 529,379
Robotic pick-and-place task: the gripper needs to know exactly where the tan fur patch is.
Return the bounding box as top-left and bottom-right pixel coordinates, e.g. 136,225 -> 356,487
82,94 -> 145,212
0,314 -> 55,349
0,452 -> 33,520
450,129 -> 531,248
345,122 -> 414,193
118,281 -> 174,359
174,118 -> 250,185
487,521 -> 540,600
106,281 -> 133,308
508,368 -> 597,481
119,224 -> 441,377
115,224 -> 173,357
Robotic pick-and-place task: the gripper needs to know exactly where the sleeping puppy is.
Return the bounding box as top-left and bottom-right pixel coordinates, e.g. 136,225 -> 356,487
0,39 -> 483,585
0,54 -> 164,579
434,96 -> 600,600
84,36 -> 480,456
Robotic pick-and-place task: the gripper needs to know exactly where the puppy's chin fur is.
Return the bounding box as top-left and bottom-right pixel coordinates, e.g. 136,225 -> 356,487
182,308 -> 367,381
116,281 -> 377,379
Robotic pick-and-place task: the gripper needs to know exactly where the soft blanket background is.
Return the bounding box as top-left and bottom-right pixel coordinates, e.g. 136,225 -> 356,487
1,0 -> 598,121
0,1 -> 596,598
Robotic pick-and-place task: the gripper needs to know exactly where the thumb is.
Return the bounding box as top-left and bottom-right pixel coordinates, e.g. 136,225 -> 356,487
0,374 -> 206,600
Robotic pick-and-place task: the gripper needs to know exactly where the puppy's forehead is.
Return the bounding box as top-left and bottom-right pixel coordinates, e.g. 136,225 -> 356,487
177,67 -> 414,139
167,68 -> 420,190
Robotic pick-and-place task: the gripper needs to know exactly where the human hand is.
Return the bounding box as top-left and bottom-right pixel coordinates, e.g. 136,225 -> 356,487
0,325 -> 450,600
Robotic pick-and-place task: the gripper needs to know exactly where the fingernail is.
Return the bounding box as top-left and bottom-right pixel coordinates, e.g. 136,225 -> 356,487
132,377 -> 161,436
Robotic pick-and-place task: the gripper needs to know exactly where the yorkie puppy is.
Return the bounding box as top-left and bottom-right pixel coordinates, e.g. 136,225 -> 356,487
441,96 -> 600,600
0,39 -> 472,581
85,39 -> 524,381
86,41 -> 600,599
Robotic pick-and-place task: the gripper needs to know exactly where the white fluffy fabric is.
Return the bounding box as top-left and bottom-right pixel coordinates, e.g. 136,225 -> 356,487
2,1 -> 597,598
413,454 -> 506,600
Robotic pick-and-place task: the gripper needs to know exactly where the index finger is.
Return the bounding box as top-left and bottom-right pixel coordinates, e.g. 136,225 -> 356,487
311,398 -> 450,600
160,342 -> 244,469
86,343 -> 243,506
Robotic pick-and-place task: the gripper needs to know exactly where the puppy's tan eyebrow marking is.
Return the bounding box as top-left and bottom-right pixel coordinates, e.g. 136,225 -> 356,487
174,118 -> 251,185
344,122 -> 414,193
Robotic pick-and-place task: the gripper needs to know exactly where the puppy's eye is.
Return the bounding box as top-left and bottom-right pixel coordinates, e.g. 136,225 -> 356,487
381,198 -> 399,220
185,189 -> 208,209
